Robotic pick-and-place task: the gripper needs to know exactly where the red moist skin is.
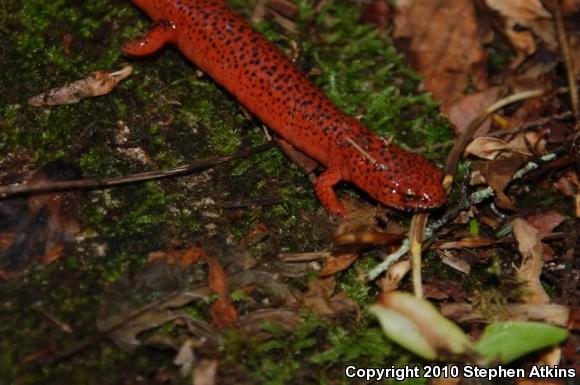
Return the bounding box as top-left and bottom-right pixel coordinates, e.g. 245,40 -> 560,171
124,0 -> 447,216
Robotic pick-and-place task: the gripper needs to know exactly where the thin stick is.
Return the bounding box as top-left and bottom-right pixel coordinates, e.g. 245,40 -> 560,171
409,213 -> 428,298
370,89 -> 551,281
0,144 -> 272,199
444,89 -> 547,176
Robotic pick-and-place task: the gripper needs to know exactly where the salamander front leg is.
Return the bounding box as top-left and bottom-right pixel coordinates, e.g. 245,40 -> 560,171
315,167 -> 348,217
123,20 -> 176,56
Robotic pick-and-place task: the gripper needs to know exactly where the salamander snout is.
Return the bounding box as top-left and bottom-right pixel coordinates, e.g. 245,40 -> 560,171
350,143 -> 447,211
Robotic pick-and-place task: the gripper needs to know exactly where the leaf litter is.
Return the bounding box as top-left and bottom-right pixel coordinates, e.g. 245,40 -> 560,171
3,0 -> 580,383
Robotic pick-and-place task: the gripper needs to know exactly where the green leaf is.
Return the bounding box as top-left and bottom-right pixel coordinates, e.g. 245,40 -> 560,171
474,321 -> 569,364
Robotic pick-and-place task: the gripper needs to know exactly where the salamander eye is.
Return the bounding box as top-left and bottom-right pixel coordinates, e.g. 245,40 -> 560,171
402,188 -> 428,204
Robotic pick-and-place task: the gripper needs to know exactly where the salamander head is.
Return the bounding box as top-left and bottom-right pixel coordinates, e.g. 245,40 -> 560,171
349,141 -> 447,211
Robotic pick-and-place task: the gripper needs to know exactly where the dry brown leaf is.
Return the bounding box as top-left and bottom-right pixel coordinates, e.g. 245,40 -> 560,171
475,153 -> 528,210
394,0 -> 487,110
512,218 -> 550,304
447,87 -> 501,136
319,253 -> 358,277
206,254 -> 238,327
332,231 -> 405,246
486,0 -> 556,59
526,210 -> 566,234
303,277 -> 358,318
433,236 -> 500,249
465,136 -> 531,160
525,210 -> 565,262
28,66 -> 133,106
238,309 -> 301,340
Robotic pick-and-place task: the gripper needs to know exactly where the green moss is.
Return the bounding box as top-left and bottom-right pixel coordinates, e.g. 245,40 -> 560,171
1,0 -> 452,382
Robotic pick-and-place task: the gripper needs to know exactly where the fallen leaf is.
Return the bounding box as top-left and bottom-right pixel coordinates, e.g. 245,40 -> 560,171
512,218 -> 550,304
394,0 -> 487,110
332,231 -> 405,246
447,87 -> 501,136
474,153 -> 529,210
485,0 -> 556,58
97,262 -> 213,352
525,210 -> 566,234
303,277 -> 358,318
28,66 -> 132,106
465,137 -> 531,160
206,254 -> 238,327
319,253 -> 358,277
238,308 -> 301,340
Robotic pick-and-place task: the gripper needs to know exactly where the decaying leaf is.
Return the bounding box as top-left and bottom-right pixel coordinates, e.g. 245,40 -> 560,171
332,230 -> 405,246
394,0 -> 487,110
303,277 -> 358,318
473,153 -> 529,209
206,254 -> 238,328
447,87 -> 501,136
319,253 -> 358,277
28,66 -> 132,106
512,218 -> 550,304
485,0 -> 556,63
238,308 -> 301,340
525,210 -> 566,234
97,262 -> 214,352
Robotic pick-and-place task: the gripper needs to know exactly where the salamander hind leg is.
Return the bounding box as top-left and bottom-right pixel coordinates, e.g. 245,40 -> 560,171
314,167 -> 349,217
123,20 -> 176,56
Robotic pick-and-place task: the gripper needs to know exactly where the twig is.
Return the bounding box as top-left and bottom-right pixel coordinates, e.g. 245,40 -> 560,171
409,213 -> 428,298
278,251 -> 332,262
485,111 -> 573,138
0,144 -> 272,199
369,89 -> 553,281
444,89 -> 548,176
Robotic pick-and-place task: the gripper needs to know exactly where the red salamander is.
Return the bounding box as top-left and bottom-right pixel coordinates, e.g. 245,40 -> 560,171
124,0 -> 447,216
